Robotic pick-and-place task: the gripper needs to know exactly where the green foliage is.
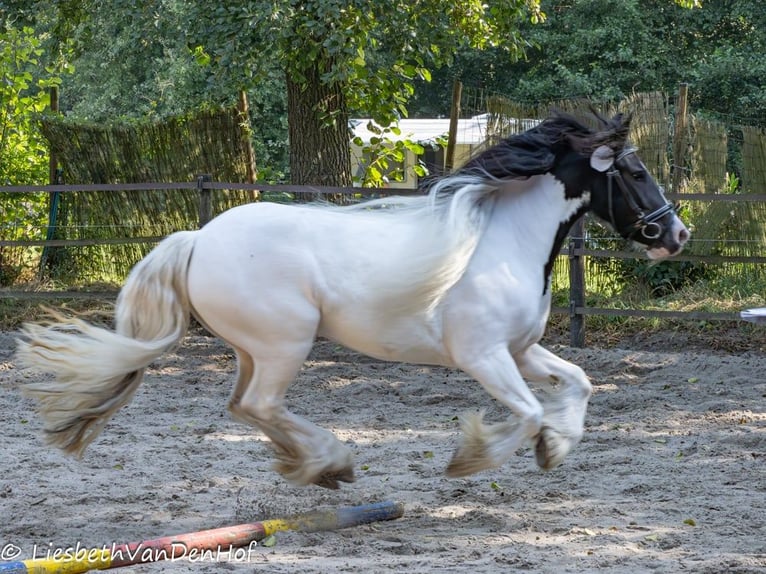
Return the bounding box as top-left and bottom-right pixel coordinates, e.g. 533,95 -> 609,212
411,0 -> 760,121
5,0 -> 709,184
13,0 -> 545,183
351,122 -> 428,187
617,259 -> 708,297
515,0 -> 663,100
585,210 -> 707,299
58,0 -> 210,120
0,21 -> 60,185
690,47 -> 766,125
0,21 -> 71,284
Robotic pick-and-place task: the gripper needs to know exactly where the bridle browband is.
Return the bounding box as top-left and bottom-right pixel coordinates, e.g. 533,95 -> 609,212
606,147 -> 675,241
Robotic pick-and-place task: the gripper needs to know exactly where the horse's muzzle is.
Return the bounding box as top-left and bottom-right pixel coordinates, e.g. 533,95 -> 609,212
646,215 -> 690,260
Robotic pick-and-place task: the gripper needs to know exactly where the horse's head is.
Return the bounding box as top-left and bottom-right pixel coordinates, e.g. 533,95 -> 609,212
584,113 -> 690,259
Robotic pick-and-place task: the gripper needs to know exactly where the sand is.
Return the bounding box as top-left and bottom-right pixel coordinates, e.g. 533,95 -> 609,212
1,330 -> 764,573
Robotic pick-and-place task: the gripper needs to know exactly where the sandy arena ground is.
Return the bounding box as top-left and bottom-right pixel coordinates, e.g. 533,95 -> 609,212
1,329 -> 764,573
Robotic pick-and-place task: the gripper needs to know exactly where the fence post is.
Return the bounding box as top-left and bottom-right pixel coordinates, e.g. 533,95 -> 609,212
40,85 -> 62,278
197,174 -> 212,228
672,83 -> 689,194
48,86 -> 59,185
568,217 -> 586,347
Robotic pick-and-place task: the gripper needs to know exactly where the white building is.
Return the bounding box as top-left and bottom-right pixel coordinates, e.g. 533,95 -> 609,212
349,115 -> 540,188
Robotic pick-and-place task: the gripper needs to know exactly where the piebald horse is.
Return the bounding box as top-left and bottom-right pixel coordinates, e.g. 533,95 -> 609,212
16,113 -> 689,489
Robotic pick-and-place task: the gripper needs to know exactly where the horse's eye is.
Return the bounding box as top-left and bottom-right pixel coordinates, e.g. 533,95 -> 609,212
632,171 -> 645,181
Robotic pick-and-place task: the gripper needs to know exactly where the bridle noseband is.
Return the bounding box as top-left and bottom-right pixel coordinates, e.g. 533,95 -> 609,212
607,147 -> 675,241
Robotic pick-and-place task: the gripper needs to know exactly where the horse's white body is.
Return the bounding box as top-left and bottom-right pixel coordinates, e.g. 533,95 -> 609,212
16,115 -> 689,488
189,176 -> 590,482
193,175 -> 578,367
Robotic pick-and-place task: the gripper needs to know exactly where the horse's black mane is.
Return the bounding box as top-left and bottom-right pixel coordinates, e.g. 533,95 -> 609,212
446,112 -> 631,184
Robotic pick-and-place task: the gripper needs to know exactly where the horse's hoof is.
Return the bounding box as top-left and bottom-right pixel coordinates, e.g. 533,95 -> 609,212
446,456 -> 479,478
446,410 -> 502,477
535,427 -> 567,470
446,445 -> 491,477
313,467 -> 355,489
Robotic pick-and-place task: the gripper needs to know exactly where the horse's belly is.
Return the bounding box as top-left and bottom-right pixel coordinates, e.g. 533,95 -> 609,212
317,311 -> 451,366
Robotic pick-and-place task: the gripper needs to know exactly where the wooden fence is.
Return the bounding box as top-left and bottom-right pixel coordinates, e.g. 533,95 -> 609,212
1,180 -> 764,346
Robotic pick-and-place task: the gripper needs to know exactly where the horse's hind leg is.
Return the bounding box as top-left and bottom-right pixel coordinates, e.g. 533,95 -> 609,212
228,344 -> 354,489
514,344 -> 592,470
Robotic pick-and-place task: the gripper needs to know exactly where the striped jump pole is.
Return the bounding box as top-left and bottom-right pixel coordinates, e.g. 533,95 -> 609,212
0,500 -> 404,574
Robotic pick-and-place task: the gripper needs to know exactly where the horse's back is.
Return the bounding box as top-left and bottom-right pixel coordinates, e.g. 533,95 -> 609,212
189,201 -> 403,297
187,203 -> 341,341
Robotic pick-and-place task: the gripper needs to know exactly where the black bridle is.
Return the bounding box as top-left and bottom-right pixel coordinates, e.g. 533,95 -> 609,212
607,147 -> 675,241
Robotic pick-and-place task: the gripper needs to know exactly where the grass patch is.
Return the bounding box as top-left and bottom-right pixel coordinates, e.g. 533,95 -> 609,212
0,280 -> 118,330
547,282 -> 766,352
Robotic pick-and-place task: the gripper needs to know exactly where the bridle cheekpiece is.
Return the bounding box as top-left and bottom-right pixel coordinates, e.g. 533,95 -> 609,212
607,147 -> 675,241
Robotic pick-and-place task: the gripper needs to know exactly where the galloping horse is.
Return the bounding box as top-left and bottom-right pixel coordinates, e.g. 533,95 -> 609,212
16,113 -> 689,489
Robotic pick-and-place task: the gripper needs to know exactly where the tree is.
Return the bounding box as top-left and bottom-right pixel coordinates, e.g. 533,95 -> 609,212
186,0 -> 545,186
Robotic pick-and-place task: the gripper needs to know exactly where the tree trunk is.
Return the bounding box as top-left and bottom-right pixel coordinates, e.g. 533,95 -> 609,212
286,60 -> 351,198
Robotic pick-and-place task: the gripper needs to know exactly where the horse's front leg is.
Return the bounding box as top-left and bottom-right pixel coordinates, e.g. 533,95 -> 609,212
446,346 -> 544,477
514,343 -> 592,470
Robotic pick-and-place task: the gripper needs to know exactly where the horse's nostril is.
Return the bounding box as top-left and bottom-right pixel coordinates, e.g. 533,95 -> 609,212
679,227 -> 690,244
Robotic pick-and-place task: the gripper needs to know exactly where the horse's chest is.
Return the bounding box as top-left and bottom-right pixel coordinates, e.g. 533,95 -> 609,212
503,294 -> 550,347
443,268 -> 551,351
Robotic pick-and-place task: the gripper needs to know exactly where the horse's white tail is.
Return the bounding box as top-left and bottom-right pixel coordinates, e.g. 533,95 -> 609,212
15,231 -> 198,457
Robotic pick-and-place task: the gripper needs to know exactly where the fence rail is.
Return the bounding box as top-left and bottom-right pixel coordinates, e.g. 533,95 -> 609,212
1,180 -> 762,346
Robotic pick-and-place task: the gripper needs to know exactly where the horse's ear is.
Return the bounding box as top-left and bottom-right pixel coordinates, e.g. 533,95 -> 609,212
590,145 -> 614,172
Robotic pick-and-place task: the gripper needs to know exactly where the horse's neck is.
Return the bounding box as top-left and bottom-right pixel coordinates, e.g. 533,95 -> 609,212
476,174 -> 590,287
